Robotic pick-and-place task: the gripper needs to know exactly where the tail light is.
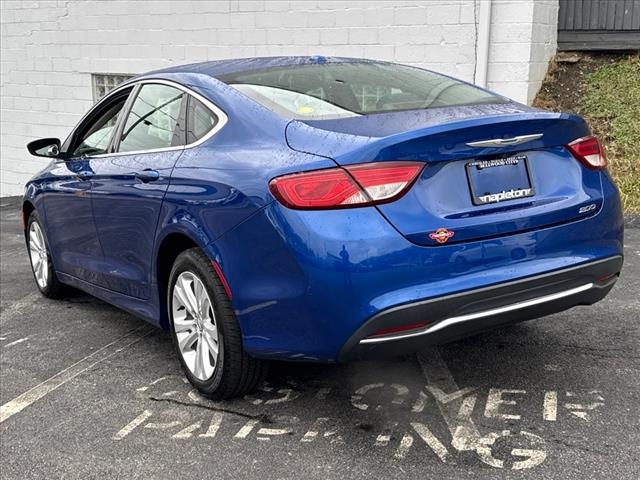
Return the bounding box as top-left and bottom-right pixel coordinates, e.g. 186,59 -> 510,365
566,135 -> 607,170
269,161 -> 424,210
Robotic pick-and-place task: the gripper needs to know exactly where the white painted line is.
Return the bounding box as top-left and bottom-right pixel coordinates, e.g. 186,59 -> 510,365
301,430 -> 318,442
457,394 -> 477,419
0,326 -> 152,424
417,348 -> 481,452
199,413 -> 223,438
484,389 -> 525,420
234,419 -> 259,438
173,421 -> 202,439
257,426 -> 292,437
564,398 -> 605,421
543,391 -> 557,421
113,410 -> 152,440
351,383 -> 384,410
144,421 -> 181,430
512,447 -> 547,470
411,390 -> 428,413
4,336 -> 30,347
265,388 -> 300,405
301,417 -> 329,443
410,422 -> 450,463
427,385 -> 476,404
564,402 -> 605,410
395,434 -> 414,459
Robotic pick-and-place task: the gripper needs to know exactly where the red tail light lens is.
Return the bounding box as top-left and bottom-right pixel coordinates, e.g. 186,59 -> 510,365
567,135 -> 607,170
269,161 -> 424,209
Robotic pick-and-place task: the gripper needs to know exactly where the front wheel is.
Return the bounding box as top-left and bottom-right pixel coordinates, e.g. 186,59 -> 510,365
168,248 -> 266,399
27,211 -> 65,298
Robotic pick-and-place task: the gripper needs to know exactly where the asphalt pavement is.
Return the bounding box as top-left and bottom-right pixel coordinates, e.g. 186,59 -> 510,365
1,195 -> 638,480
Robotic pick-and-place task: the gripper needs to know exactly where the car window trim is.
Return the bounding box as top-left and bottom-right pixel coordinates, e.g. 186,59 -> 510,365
64,78 -> 228,160
107,82 -> 142,156
112,83 -> 187,154
185,95 -> 220,146
63,86 -> 134,160
173,92 -> 188,147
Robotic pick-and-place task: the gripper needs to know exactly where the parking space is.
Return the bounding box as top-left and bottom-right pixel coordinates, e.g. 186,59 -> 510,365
1,196 -> 639,480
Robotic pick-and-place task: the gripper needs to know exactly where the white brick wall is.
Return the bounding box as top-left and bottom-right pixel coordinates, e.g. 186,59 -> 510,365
0,0 -> 558,196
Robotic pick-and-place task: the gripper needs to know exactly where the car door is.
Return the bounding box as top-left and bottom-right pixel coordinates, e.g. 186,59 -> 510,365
87,81 -> 187,299
43,86 -> 133,283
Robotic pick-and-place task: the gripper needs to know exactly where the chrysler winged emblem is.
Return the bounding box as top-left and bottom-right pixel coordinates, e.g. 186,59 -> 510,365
466,133 -> 543,148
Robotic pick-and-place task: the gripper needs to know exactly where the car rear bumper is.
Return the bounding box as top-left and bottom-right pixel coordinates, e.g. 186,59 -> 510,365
211,177 -> 623,362
338,255 -> 622,361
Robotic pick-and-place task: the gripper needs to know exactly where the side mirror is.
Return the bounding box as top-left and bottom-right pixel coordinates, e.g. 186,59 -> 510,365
27,138 -> 62,158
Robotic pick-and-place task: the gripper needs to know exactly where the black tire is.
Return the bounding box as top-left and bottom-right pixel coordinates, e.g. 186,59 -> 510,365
26,211 -> 66,299
168,247 -> 266,399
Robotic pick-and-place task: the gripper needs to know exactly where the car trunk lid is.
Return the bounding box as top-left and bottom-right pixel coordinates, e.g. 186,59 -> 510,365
285,107 -> 604,245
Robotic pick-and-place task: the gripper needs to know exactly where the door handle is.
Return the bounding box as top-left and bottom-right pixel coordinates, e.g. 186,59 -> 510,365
135,169 -> 160,183
76,170 -> 94,181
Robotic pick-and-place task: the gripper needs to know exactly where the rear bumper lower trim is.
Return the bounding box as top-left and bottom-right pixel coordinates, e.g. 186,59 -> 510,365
359,282 -> 594,344
338,255 -> 622,361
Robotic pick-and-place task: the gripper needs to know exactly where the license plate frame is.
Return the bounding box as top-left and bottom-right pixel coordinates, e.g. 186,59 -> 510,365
465,154 -> 535,206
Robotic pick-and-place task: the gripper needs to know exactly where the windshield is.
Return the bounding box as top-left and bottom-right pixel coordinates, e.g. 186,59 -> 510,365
219,62 -> 505,120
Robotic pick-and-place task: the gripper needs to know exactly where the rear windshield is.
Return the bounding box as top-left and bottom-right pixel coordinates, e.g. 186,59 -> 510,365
218,62 -> 504,120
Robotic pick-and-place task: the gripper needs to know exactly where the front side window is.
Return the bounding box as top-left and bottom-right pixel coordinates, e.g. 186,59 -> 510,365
186,96 -> 218,144
219,62 -> 505,120
72,95 -> 128,157
118,84 -> 185,153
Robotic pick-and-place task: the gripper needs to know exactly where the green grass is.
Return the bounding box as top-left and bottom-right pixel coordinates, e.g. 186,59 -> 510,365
581,56 -> 640,213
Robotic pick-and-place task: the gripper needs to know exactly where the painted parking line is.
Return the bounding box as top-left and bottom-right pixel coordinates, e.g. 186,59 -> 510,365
0,326 -> 153,423
417,347 -> 481,452
3,336 -> 30,347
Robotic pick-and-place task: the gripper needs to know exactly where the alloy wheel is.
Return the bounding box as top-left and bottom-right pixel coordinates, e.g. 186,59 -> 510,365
171,271 -> 220,381
29,222 -> 49,289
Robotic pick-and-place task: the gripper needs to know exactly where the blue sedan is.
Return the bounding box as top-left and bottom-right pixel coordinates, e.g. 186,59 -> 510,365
23,57 -> 623,398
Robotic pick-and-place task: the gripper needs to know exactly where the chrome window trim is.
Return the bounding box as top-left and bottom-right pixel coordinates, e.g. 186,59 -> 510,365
65,78 -> 228,160
359,282 -> 595,345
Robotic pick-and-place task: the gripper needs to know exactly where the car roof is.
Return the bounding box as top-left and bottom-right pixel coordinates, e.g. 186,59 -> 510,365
147,56 -> 379,79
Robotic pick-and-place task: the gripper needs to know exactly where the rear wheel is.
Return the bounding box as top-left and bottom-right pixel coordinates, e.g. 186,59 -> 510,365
27,212 -> 65,298
168,248 -> 266,399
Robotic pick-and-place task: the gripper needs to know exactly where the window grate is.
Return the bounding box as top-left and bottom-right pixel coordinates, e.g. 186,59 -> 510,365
92,73 -> 133,102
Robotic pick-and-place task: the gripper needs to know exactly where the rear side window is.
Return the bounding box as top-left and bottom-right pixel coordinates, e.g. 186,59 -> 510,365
219,62 -> 504,120
118,84 -> 185,153
186,96 -> 218,144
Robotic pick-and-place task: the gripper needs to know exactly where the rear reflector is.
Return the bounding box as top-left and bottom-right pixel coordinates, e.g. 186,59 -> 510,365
211,260 -> 233,300
269,161 -> 424,210
366,321 -> 431,338
567,135 -> 607,170
596,272 -> 618,283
